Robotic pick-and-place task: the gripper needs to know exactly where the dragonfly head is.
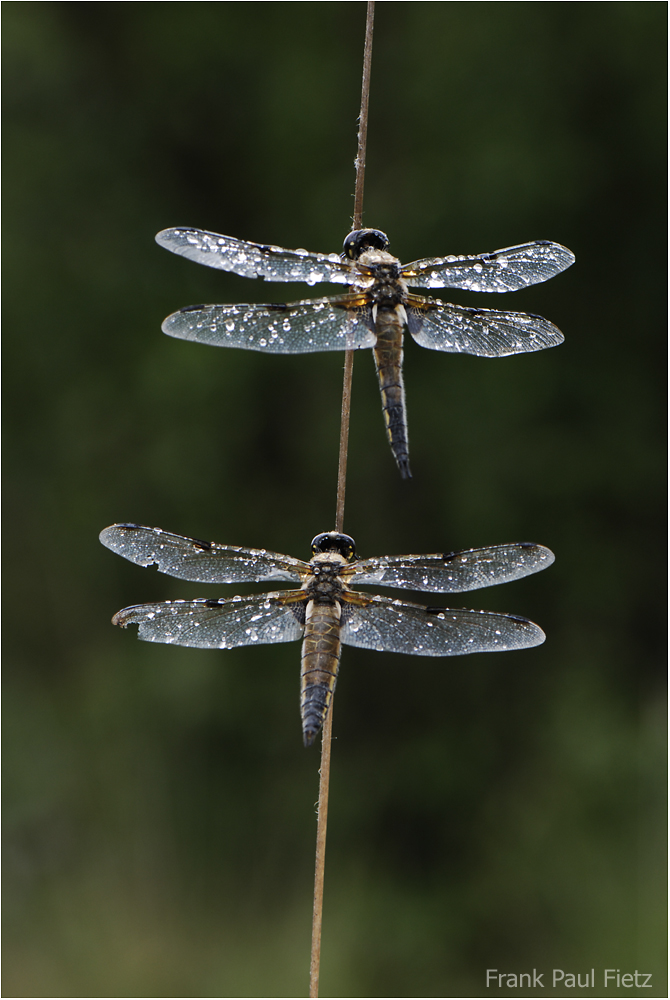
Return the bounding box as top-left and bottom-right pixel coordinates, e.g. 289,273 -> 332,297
311,531 -> 356,561
342,228 -> 389,260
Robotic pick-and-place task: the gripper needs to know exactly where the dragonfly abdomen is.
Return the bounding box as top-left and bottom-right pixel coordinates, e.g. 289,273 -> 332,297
373,307 -> 411,479
300,599 -> 342,746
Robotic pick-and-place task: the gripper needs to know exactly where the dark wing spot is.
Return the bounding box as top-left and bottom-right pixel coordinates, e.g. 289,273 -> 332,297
181,305 -> 205,313
116,522 -> 143,529
204,599 -> 224,608
425,606 -> 446,616
266,303 -> 289,311
507,614 -> 532,624
519,542 -> 535,549
187,536 -> 212,550
288,602 -> 307,625
351,304 -> 376,333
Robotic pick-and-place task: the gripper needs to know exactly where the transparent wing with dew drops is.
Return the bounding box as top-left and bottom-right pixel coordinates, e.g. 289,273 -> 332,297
100,524 -> 309,584
112,593 -> 307,649
162,297 -> 376,354
402,240 -> 574,292
156,227 -> 355,286
341,596 -> 545,655
405,298 -> 564,356
347,543 -> 554,592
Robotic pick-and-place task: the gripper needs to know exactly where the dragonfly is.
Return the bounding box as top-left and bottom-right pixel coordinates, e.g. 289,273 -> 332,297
156,226 -> 574,478
100,523 -> 554,745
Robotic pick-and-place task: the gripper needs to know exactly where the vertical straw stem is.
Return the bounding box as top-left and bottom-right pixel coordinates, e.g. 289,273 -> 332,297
308,701 -> 333,997
351,1 -> 375,235
309,5 -> 375,997
335,0 -> 374,533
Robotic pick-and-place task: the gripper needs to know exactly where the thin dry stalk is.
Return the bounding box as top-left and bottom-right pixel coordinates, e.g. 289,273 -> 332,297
335,0 -> 375,534
308,703 -> 334,996
309,4 -> 375,997
351,1 -> 375,235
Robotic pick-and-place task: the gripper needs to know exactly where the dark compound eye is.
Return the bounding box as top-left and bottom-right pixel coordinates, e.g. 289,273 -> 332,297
342,228 -> 389,260
311,532 -> 356,560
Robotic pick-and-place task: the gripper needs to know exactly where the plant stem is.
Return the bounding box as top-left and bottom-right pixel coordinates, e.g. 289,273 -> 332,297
309,5 -> 375,997
308,702 -> 333,997
334,0 -> 374,533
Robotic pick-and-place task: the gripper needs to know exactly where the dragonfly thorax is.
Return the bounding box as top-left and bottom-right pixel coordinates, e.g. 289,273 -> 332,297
305,556 -> 347,603
356,249 -> 407,307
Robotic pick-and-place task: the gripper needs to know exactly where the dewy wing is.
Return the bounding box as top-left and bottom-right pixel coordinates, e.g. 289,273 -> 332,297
156,226 -> 574,480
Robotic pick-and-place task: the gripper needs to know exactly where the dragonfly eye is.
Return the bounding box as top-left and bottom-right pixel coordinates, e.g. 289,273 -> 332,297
342,228 -> 389,260
311,532 -> 356,560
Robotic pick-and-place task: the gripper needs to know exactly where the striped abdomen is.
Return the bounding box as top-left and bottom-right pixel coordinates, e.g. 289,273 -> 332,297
300,600 -> 342,746
373,306 -> 411,479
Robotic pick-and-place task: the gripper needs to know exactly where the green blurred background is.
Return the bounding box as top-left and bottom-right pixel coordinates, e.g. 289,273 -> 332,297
3,3 -> 666,997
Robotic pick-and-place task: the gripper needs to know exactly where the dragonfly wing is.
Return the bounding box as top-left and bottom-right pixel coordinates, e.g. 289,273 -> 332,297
341,596 -> 545,655
402,241 -> 575,291
100,524 -> 308,584
156,228 -> 354,285
348,543 -> 554,592
113,592 -> 306,649
162,297 -> 376,354
406,297 -> 564,356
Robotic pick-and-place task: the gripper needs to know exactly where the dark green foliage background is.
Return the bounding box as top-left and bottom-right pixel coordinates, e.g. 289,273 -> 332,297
3,3 -> 666,997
